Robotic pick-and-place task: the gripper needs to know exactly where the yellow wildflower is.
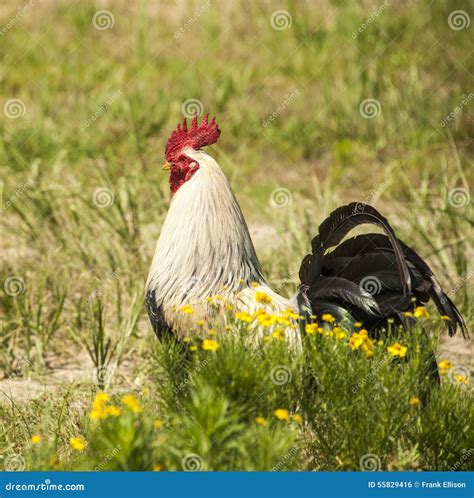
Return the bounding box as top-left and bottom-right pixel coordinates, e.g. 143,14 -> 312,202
272,329 -> 285,340
274,408 -> 290,421
349,333 -> 364,350
362,340 -> 374,358
305,323 -> 318,335
255,291 -> 273,304
31,435 -> 42,444
438,360 -> 453,372
152,464 -> 163,471
285,308 -> 300,320
208,329 -> 216,336
455,374 -> 468,385
179,305 -> 194,314
440,315 -> 450,321
69,437 -> 86,452
94,392 -> 109,404
190,345 -> 197,352
354,322 -> 362,328
202,339 -> 219,351
121,394 -> 143,413
409,396 -> 420,407
154,419 -> 163,429
251,282 -> 259,288
106,405 -> 121,417
256,312 -> 277,327
292,414 -> 302,424
321,313 -> 335,323
235,311 -> 253,323
403,311 -> 413,317
387,342 -> 408,358
197,320 -> 205,327
334,327 -> 347,340
255,416 -> 268,426
414,306 -> 429,318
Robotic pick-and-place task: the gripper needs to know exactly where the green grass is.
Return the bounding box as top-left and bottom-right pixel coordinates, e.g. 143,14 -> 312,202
0,0 -> 472,472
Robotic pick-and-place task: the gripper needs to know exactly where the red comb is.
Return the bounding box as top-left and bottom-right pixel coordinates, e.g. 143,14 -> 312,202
165,114 -> 221,162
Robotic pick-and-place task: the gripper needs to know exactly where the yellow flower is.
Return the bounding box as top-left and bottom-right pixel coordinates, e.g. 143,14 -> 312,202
255,291 -> 272,304
349,333 -> 364,350
440,315 -> 450,321
274,408 -> 290,421
334,327 -> 347,340
256,312 -> 277,327
31,434 -> 42,444
455,374 -> 468,385
387,342 -> 408,358
285,308 -> 300,320
208,329 -> 216,336
215,294 -> 223,301
272,329 -> 285,340
305,323 -> 318,335
201,339 -> 219,351
106,405 -> 121,417
292,414 -> 302,424
94,392 -> 109,404
255,416 -> 268,426
154,419 -> 163,429
190,345 -> 197,352
197,320 -> 205,326
121,394 -> 143,413
90,391 -> 110,419
409,396 -> 420,407
179,305 -> 194,314
69,437 -> 86,452
414,306 -> 429,318
235,311 -> 253,323
321,313 -> 335,323
354,322 -> 362,328
403,311 -> 413,317
251,282 -> 259,288
438,359 -> 453,372
152,464 -> 163,471
362,340 -> 374,358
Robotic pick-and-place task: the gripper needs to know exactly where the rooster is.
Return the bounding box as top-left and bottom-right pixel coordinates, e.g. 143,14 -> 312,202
146,114 -> 466,353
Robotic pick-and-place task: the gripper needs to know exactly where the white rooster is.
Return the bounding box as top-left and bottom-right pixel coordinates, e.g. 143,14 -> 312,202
146,114 -> 466,354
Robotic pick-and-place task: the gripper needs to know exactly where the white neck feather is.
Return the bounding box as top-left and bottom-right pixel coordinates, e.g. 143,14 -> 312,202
146,149 -> 265,307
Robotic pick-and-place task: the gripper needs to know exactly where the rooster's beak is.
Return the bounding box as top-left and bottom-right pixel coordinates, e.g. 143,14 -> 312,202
162,162 -> 171,171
